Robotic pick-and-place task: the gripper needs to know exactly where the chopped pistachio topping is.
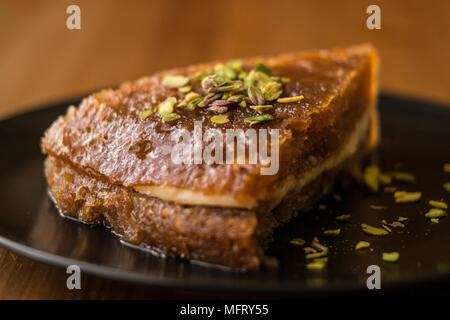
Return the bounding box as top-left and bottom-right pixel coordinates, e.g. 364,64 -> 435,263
361,223 -> 389,236
391,171 -> 416,183
249,105 -> 273,114
244,114 -> 273,124
355,241 -> 371,251
262,82 -> 282,101
157,97 -> 177,116
424,208 -> 447,219
139,109 -> 153,120
306,250 -> 328,260
364,165 -> 380,192
281,77 -> 291,83
163,75 -> 190,88
178,85 -> 191,93
289,238 -> 306,246
193,71 -> 209,81
444,182 -> 450,193
255,61 -> 272,75
335,214 -> 351,222
379,173 -> 392,185
429,200 -> 448,209
430,218 -> 440,224
306,261 -> 327,270
383,252 -> 400,263
162,113 -> 180,122
185,97 -> 203,111
311,237 -> 328,252
210,115 -> 230,124
277,95 -> 304,103
323,229 -> 341,238
444,163 -> 450,173
394,191 -> 422,203
185,92 -> 200,102
398,216 -> 408,222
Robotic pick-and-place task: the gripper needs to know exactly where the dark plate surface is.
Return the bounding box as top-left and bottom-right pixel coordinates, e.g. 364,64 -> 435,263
0,94 -> 449,294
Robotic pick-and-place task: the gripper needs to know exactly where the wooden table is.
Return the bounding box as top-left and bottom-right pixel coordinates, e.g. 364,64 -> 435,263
0,0 -> 449,299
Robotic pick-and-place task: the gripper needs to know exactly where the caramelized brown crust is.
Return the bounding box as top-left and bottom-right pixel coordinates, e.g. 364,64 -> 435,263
41,44 -> 378,206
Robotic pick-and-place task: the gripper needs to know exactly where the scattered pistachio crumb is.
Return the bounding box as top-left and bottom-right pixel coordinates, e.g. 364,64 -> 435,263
306,250 -> 328,260
163,75 -> 190,88
430,218 -> 440,224
289,238 -> 306,246
277,95 -> 304,103
139,109 -> 153,120
398,217 -> 408,222
444,182 -> 450,193
323,229 -> 341,238
394,191 -> 422,203
157,97 -> 177,116
306,261 -> 327,270
335,214 -> 351,222
429,200 -> 448,209
355,241 -> 371,250
161,113 -> 180,122
364,165 -> 380,192
391,171 -> 416,183
244,114 -> 273,124
178,86 -> 191,93
361,223 -> 389,236
424,208 -> 447,219
249,105 -> 273,114
210,115 -> 230,124
379,173 -> 392,185
281,77 -> 291,83
383,252 -> 400,263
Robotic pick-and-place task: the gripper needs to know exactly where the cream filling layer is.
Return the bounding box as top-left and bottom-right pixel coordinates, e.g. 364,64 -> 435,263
134,108 -> 372,209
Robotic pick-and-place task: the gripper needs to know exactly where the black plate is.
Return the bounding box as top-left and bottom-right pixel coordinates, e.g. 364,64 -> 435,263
0,94 -> 449,294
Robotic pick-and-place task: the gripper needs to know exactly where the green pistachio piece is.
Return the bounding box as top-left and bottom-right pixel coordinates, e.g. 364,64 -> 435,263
430,218 -> 440,224
424,208 -> 447,219
323,229 -> 341,238
215,82 -> 243,92
162,75 -> 190,87
227,59 -> 243,72
262,81 -> 282,101
363,165 -> 380,192
139,109 -> 153,120
244,70 -> 257,86
335,214 -> 351,222
306,250 -> 328,260
394,191 -> 422,203
391,171 -> 416,183
178,86 -> 191,93
444,182 -> 450,193
306,261 -> 327,270
379,173 -> 392,185
398,217 -> 408,222
193,71 -> 209,81
210,115 -> 230,124
429,200 -> 448,209
361,223 -> 389,236
249,105 -> 273,114
289,238 -> 306,246
383,252 -> 399,263
157,97 -> 177,116
244,114 -> 273,124
355,241 -> 371,250
185,97 -> 203,111
276,95 -> 304,103
255,61 -> 272,75
161,112 -> 180,122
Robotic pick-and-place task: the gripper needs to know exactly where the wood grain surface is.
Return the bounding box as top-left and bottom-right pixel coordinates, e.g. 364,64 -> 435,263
0,0 -> 449,299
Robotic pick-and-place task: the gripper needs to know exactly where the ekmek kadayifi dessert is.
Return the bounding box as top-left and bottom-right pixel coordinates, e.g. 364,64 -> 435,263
41,44 -> 379,270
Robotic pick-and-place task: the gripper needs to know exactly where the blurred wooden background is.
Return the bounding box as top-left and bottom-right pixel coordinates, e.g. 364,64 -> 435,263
0,0 -> 449,299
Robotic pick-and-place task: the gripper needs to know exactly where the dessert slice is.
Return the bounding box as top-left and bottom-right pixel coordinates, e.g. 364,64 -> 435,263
41,44 -> 379,270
